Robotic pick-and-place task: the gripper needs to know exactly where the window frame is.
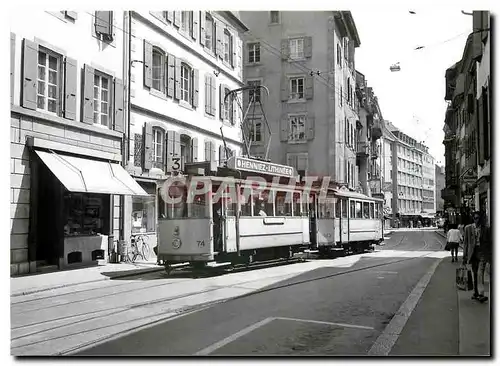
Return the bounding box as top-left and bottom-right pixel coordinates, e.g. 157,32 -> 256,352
248,42 -> 261,64
249,117 -> 263,143
180,63 -> 191,103
36,47 -> 63,116
270,11 -> 280,24
152,127 -> 165,169
180,11 -> 192,35
151,47 -> 166,93
289,76 -> 305,100
288,114 -> 306,142
204,13 -> 216,52
223,87 -> 233,123
223,29 -> 232,65
247,80 -> 262,102
93,70 -> 113,128
289,38 -> 304,60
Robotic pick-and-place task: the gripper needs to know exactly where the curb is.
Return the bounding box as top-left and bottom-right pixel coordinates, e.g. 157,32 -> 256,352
11,266 -> 164,298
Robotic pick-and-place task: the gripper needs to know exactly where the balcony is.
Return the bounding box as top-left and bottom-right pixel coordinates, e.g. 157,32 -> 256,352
356,141 -> 370,157
371,119 -> 382,140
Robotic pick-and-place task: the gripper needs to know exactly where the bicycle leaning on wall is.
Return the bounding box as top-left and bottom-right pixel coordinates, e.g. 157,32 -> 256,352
127,233 -> 151,263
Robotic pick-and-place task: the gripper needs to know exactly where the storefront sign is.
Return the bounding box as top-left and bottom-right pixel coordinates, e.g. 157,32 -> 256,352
227,156 -> 295,178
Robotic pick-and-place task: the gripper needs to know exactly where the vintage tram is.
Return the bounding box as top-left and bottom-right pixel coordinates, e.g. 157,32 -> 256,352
155,156 -> 384,273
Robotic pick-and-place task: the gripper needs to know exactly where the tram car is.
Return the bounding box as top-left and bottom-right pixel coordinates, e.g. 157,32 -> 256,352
156,157 -> 384,272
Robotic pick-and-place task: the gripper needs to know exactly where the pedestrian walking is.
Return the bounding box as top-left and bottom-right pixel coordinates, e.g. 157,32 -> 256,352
463,211 -> 491,303
446,224 -> 462,262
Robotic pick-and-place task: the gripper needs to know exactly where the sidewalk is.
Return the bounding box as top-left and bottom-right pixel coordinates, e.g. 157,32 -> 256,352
391,254 -> 490,356
10,259 -> 164,297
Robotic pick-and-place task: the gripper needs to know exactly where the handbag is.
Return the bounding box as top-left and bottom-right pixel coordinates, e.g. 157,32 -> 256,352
456,265 -> 474,291
444,242 -> 451,251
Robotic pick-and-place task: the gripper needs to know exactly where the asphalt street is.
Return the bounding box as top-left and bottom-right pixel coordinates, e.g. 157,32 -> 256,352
76,230 -> 451,356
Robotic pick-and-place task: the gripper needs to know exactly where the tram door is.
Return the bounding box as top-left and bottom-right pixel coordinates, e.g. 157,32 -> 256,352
309,194 -> 318,249
339,198 -> 349,244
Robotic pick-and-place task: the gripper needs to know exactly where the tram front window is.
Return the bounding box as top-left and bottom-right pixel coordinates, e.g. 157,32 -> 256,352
363,202 -> 370,219
275,192 -> 292,216
341,198 -> 348,218
292,192 -> 302,217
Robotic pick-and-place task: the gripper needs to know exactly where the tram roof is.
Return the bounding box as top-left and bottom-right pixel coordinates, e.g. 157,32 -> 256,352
333,189 -> 384,202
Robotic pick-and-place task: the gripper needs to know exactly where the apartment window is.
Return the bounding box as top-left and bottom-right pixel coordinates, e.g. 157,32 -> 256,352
336,44 -> 342,65
289,115 -> 306,141
248,42 -> 261,63
93,72 -> 111,127
224,29 -> 232,64
37,49 -> 61,114
289,38 -> 304,60
289,77 -> 304,100
249,118 -> 262,143
248,80 -> 261,102
223,87 -> 233,122
270,11 -> 279,24
152,128 -> 164,169
180,63 -> 191,103
181,11 -> 192,34
152,48 -> 165,92
205,14 -> 215,52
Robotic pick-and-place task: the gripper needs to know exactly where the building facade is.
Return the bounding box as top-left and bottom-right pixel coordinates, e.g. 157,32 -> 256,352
240,11 -> 361,188
10,11 -> 145,275
435,164 -> 445,215
421,148 -> 436,215
473,11 -> 490,225
123,11 -> 247,246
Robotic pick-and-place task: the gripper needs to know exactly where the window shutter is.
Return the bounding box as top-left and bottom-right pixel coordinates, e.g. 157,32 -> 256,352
231,33 -> 236,68
304,36 -> 312,58
113,78 -> 124,133
219,145 -> 225,165
174,131 -> 181,157
305,74 -> 314,99
166,11 -> 173,23
173,11 -> 181,28
192,68 -> 199,108
281,39 -> 290,60
11,33 -> 15,105
174,57 -> 181,100
210,141 -> 216,164
21,38 -> 38,110
95,11 -> 112,36
210,76 -> 217,116
166,130 -> 174,159
63,57 -> 77,121
65,11 -> 77,20
482,12 -> 489,42
219,84 -> 224,120
191,137 -> 198,162
297,154 -> 308,172
280,117 -> 289,141
143,40 -> 152,88
232,93 -> 238,126
287,154 -> 298,170
280,75 -> 288,102
143,123 -> 153,170
204,74 -> 210,114
199,11 -> 206,46
307,115 -> 315,140
82,64 -> 95,124
204,140 -> 211,161
216,22 -> 223,58
237,38 -> 242,79
167,53 -> 175,98
191,11 -> 198,41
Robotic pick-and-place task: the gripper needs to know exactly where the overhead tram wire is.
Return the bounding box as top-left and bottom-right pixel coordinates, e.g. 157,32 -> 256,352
87,11 -> 354,105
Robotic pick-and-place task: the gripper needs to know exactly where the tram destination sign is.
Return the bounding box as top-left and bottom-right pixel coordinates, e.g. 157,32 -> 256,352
228,156 -> 296,178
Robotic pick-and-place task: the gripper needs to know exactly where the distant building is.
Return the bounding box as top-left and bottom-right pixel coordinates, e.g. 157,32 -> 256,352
435,164 -> 445,214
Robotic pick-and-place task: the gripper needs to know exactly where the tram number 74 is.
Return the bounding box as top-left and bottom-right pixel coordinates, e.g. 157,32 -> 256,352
197,240 -> 205,247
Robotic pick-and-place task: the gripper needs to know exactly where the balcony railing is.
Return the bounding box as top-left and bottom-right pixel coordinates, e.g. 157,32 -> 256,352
356,141 -> 370,157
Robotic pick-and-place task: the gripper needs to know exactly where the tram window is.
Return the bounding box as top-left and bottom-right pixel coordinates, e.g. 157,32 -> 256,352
166,186 -> 187,219
276,191 -> 292,216
341,198 -> 348,218
188,193 -> 208,218
350,200 -> 355,218
318,202 -> 326,218
240,187 -> 252,217
356,201 -> 362,219
263,190 -> 274,216
363,202 -> 370,219
327,200 -> 335,218
335,199 -> 341,218
293,192 -> 302,217
254,190 -> 273,217
370,202 -> 375,219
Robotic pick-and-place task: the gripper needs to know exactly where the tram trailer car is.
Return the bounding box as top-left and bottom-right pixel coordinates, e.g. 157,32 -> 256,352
157,174 -> 313,270
315,189 -> 384,257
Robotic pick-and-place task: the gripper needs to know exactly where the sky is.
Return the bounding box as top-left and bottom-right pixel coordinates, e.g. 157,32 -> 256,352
352,9 -> 473,165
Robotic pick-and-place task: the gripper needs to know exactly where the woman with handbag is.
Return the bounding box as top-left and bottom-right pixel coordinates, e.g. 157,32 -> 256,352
446,224 -> 462,262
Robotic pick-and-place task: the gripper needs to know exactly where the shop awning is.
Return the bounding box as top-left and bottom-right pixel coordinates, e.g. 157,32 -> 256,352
35,150 -> 149,196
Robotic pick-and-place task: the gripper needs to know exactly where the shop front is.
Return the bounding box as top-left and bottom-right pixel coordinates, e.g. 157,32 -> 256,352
30,148 -> 148,270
